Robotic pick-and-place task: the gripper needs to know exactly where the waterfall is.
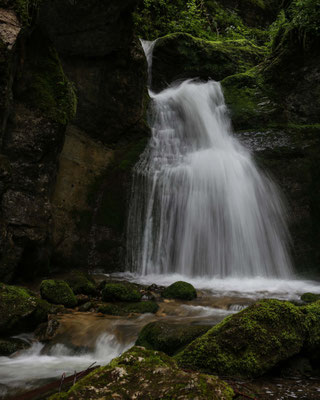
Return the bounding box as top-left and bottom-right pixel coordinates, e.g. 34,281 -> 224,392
126,40 -> 292,278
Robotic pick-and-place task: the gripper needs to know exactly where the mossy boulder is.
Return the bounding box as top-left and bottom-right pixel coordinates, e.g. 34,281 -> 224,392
162,281 -> 197,300
176,299 -> 306,378
66,271 -> 96,296
101,283 -> 142,302
151,33 -> 266,91
0,282 -> 49,335
301,293 -> 320,304
98,301 -> 159,316
40,279 -> 77,308
0,337 -> 29,356
49,346 -> 234,400
136,321 -> 210,356
302,300 -> 320,360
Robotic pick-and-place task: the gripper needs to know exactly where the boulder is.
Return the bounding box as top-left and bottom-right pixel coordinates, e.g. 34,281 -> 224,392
301,293 -> 320,304
0,337 -> 29,356
66,271 -> 97,295
0,282 -> 49,335
302,300 -> 320,360
48,346 -> 234,400
40,279 -> 77,308
101,283 -> 142,302
98,301 -> 158,316
136,321 -> 210,356
162,281 -> 197,300
151,33 -> 265,91
176,299 -> 306,378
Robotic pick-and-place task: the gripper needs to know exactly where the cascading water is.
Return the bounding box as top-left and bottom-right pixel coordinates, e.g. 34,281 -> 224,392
126,40 -> 293,278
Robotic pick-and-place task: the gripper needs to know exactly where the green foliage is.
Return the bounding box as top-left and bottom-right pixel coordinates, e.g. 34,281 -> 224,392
40,279 -> 77,308
290,0 -> 320,37
162,281 -> 197,300
133,0 -> 212,40
101,283 -> 142,302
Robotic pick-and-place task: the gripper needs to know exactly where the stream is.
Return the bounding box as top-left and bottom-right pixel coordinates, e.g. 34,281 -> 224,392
1,274 -> 320,399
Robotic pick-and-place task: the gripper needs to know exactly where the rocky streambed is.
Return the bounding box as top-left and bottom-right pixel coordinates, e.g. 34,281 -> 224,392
1,272 -> 320,399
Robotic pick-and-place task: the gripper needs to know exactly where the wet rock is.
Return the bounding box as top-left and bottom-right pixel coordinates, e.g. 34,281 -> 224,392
98,301 -> 159,316
102,283 -> 142,302
49,346 -> 234,400
136,321 -> 210,356
40,279 -> 77,308
34,317 -> 60,342
66,270 -> 97,296
0,337 -> 29,356
301,293 -> 320,304
75,294 -> 90,305
78,301 -> 93,312
176,299 -> 306,378
0,282 -> 50,335
151,32 -> 265,92
162,281 -> 197,301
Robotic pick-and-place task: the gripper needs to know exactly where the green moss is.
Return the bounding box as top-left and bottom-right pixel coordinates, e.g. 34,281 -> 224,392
66,271 -> 96,296
0,282 -> 49,335
152,33 -> 266,91
176,299 -> 306,378
48,346 -> 234,399
301,293 -> 320,303
23,32 -> 77,125
162,281 -> 197,300
136,321 -> 210,355
40,279 -> 77,308
302,300 -> 320,359
98,300 -> 159,316
101,283 -> 142,302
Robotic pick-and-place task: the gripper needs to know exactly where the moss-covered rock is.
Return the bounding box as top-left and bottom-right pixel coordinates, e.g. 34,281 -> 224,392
176,299 -> 306,378
301,293 -> 320,304
221,68 -> 281,129
136,321 -> 210,356
101,283 -> 142,302
0,282 -> 49,335
49,346 -> 234,400
162,281 -> 197,300
152,33 -> 266,91
0,337 -> 29,356
302,300 -> 320,360
98,301 -> 159,316
40,279 -> 77,308
66,271 -> 96,296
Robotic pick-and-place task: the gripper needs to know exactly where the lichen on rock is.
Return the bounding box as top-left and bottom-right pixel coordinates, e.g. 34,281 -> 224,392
49,346 -> 234,400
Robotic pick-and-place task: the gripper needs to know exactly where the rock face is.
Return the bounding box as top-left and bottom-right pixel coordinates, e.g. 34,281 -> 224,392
176,299 -> 306,378
151,33 -> 265,92
49,346 -> 234,400
0,0 -> 148,281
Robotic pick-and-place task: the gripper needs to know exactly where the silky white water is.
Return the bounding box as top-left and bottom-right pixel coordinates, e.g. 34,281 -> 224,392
127,42 -> 292,278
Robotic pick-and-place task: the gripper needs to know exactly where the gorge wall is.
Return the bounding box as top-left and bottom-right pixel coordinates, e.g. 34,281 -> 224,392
0,0 -> 319,282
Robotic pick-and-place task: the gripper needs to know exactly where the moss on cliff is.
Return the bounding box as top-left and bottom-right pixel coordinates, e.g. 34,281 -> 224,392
21,32 -> 77,125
